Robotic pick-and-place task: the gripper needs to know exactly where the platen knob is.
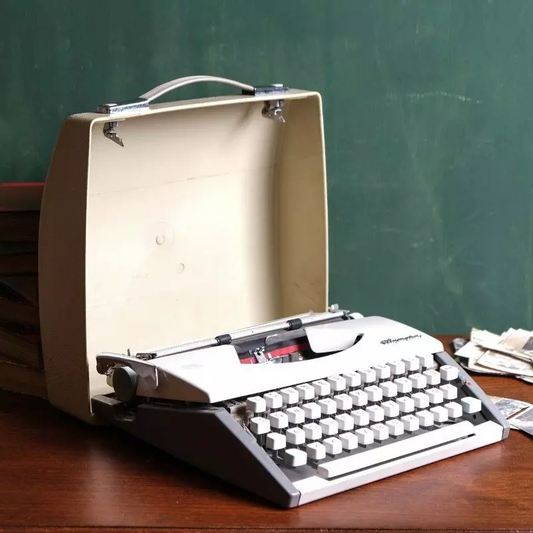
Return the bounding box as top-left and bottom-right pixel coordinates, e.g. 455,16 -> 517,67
112,366 -> 139,403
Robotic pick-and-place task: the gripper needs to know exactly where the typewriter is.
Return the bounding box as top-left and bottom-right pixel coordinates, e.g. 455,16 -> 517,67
92,307 -> 509,508
39,75 -> 509,509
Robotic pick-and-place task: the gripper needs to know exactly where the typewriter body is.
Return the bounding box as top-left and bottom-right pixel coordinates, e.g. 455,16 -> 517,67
38,75 -> 509,508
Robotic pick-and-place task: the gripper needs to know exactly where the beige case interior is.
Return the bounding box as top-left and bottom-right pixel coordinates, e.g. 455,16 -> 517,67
39,87 -> 328,423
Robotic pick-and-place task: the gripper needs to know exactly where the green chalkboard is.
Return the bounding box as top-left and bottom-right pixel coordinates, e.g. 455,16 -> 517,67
1,0 -> 532,334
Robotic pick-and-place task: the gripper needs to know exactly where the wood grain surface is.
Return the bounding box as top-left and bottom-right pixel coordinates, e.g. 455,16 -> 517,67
1,335 -> 532,532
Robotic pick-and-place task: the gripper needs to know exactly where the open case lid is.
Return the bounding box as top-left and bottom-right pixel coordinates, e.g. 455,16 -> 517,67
38,75 -> 328,423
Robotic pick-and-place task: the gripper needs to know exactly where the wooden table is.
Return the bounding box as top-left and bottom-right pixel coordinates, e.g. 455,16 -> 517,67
1,335 -> 532,532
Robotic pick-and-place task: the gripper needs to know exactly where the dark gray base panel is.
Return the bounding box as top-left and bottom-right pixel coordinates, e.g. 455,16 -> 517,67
91,395 -> 300,508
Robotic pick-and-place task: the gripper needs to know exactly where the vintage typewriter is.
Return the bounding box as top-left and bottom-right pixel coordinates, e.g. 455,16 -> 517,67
38,75 -> 509,509
92,307 -> 509,508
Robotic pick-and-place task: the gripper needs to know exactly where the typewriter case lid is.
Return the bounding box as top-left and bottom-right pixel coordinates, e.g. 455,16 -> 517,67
39,76 -> 328,423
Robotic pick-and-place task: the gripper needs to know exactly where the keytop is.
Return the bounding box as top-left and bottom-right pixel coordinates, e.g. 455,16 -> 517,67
266,433 -> 286,450
350,390 -> 368,406
247,396 -> 267,413
286,406 -> 305,424
286,427 -> 306,445
351,409 -> 370,426
440,365 -> 459,381
461,397 -> 482,414
359,368 -> 377,384
264,392 -> 283,409
336,413 -> 355,431
440,384 -> 458,400
364,385 -> 383,402
343,372 -> 361,388
318,398 -> 337,415
334,393 -> 353,411
307,441 -> 326,460
395,377 -> 413,394
303,402 -> 321,420
327,375 -> 347,392
324,437 -> 343,455
339,432 -> 358,450
280,387 -> 299,405
284,448 -> 307,467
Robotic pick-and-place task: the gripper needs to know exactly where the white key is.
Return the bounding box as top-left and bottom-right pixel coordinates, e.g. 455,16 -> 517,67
440,365 -> 459,381
388,360 -> 406,376
343,371 -> 361,388
312,379 -> 331,397
284,448 -> 307,467
409,373 -> 427,389
335,413 -> 355,431
264,391 -> 283,409
364,385 -> 383,402
373,364 -> 391,380
324,437 -> 343,455
318,398 -> 337,416
327,375 -> 347,392
366,405 -> 385,422
296,383 -> 315,401
355,427 -> 375,445
370,423 -> 390,441
397,396 -> 415,413
246,396 -> 266,414
379,381 -> 398,398
386,419 -> 405,436
351,409 -> 370,426
461,397 -> 482,414
285,406 -> 305,424
402,356 -> 420,372
280,387 -> 299,405
440,384 -> 458,400
412,392 -> 430,409
250,416 -> 270,435
394,377 -> 413,394
266,432 -> 286,450
445,401 -> 463,418
416,353 -> 434,368
303,402 -> 321,420
424,369 -> 441,386
317,420 -> 475,479
381,400 -> 400,418
333,393 -> 353,411
430,406 -> 449,423
306,441 -> 326,460
416,410 -> 435,427
286,427 -> 306,445
339,432 -> 358,450
269,411 -> 289,429
350,390 -> 368,407
303,422 -> 323,440
427,388 -> 444,405
401,414 -> 420,432
359,368 -> 377,384
320,418 -> 339,436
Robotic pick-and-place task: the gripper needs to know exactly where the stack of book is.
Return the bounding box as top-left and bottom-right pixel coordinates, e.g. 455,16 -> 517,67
0,183 -> 46,398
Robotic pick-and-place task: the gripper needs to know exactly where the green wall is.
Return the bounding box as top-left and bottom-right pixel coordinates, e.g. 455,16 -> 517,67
2,0 -> 532,334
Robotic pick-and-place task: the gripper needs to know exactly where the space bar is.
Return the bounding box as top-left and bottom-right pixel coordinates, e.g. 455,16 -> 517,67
317,420 -> 475,479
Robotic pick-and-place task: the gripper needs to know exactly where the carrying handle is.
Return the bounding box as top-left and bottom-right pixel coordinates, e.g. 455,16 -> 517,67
97,75 -> 287,115
141,75 -> 254,103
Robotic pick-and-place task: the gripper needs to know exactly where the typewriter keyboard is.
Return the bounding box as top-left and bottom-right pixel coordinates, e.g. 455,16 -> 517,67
243,353 -> 483,477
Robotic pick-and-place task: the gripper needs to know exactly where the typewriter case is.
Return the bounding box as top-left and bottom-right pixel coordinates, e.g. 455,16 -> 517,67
39,76 -> 329,424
